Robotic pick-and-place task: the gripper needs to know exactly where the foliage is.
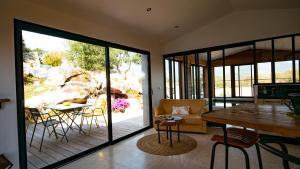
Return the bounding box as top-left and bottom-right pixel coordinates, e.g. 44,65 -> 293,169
24,73 -> 45,85
24,78 -> 50,99
67,41 -> 106,71
67,41 -> 141,74
32,48 -> 46,64
42,52 -> 63,66
112,98 -> 129,112
109,48 -> 141,74
23,39 -> 34,61
126,89 -> 142,99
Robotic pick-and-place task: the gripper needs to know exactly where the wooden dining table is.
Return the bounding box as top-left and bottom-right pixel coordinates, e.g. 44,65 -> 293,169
202,103 -> 300,169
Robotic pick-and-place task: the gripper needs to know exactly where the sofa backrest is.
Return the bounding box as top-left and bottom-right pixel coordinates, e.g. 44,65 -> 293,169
159,99 -> 207,115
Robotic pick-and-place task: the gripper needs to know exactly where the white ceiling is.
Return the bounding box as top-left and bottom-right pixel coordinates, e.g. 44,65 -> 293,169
26,0 -> 300,43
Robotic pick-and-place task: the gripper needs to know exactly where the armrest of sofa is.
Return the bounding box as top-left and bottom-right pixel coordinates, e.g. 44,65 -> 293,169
153,106 -> 163,116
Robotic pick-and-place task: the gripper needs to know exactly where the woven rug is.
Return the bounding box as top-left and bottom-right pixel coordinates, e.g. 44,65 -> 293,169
137,133 -> 197,156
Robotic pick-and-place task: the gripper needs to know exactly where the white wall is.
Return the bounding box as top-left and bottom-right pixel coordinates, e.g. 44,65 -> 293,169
163,8 -> 300,54
0,0 -> 163,168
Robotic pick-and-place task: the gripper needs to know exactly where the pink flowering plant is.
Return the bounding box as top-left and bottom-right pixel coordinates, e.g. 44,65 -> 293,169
112,98 -> 129,112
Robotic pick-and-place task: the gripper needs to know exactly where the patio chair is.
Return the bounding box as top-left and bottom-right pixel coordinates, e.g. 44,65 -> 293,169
79,98 -> 108,134
27,107 -> 68,152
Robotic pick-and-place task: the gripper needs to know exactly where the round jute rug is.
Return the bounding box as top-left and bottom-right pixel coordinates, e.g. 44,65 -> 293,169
136,133 -> 197,156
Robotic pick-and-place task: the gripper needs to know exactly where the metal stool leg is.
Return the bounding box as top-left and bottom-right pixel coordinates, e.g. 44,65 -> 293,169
157,124 -> 161,144
276,142 -> 290,169
166,126 -> 168,139
210,142 -> 220,169
237,147 -> 250,169
255,144 -> 264,169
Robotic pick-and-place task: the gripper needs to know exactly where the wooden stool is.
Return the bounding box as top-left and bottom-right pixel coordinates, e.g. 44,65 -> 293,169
210,128 -> 263,169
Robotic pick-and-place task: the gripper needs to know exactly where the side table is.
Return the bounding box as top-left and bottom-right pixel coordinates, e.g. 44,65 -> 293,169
154,116 -> 183,147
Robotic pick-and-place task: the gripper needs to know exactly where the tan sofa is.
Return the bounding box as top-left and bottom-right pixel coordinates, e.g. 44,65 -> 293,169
154,99 -> 208,133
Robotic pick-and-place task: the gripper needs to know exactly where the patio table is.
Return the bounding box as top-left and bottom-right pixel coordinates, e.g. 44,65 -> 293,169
202,103 -> 300,169
46,103 -> 92,138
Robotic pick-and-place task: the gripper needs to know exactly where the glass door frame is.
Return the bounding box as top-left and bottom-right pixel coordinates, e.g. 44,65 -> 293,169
14,19 -> 153,169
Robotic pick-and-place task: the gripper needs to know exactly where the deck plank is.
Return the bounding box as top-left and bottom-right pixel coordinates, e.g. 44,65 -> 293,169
26,115 -> 146,168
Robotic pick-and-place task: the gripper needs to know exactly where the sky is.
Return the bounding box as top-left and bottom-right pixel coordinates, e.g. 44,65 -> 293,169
22,30 -> 68,51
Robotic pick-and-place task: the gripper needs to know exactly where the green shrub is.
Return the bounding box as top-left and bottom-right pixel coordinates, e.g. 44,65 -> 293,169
43,52 -> 62,66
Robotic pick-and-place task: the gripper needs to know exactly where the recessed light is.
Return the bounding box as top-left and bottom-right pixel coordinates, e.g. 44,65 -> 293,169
146,8 -> 152,12
174,25 -> 180,29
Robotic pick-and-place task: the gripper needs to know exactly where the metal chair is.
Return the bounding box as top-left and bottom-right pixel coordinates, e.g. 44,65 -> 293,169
27,107 -> 68,152
210,127 -> 263,169
79,98 -> 108,134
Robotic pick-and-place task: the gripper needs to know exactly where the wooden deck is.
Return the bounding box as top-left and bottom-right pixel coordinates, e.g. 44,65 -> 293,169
26,116 -> 147,169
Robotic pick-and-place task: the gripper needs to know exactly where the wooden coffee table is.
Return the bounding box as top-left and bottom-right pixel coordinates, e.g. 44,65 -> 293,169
154,116 -> 183,147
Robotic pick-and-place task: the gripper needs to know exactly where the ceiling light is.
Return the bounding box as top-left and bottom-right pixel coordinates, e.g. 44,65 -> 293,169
146,8 -> 152,12
174,25 -> 180,29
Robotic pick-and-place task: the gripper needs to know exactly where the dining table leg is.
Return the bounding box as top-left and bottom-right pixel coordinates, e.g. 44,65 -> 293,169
222,125 -> 228,169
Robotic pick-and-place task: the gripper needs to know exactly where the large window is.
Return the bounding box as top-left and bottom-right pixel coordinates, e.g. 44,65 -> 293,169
16,20 -> 152,169
163,33 -> 300,112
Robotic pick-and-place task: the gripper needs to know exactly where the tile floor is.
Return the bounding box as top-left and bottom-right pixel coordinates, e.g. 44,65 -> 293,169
60,128 -> 300,169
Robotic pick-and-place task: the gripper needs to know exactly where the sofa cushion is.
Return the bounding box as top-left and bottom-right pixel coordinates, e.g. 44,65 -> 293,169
183,114 -> 203,125
171,106 -> 189,115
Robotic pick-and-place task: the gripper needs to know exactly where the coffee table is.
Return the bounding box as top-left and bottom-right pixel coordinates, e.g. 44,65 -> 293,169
154,115 -> 183,147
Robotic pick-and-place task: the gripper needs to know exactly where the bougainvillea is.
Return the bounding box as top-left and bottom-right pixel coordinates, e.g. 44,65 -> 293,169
112,98 -> 129,112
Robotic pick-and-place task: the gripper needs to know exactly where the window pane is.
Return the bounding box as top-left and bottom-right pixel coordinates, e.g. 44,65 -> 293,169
275,61 -> 293,83
174,61 -> 181,99
22,30 -> 109,168
274,37 -> 293,83
225,66 -> 231,97
257,62 -> 272,83
214,66 -> 223,97
165,59 -> 170,98
239,65 -> 253,96
256,41 -> 272,83
235,66 -> 240,97
110,48 -> 150,140
296,36 -> 300,82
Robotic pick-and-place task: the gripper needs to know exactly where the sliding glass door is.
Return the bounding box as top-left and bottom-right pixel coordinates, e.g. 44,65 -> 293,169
15,20 -> 152,169
109,48 -> 150,140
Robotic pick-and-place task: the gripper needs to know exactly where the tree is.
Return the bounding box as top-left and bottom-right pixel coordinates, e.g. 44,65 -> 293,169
68,41 -> 106,71
68,41 -> 141,75
42,52 -> 63,66
32,48 -> 46,64
109,48 -> 141,79
22,39 -> 34,61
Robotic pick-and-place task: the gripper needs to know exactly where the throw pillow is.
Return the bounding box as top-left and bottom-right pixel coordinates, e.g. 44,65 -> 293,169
171,106 -> 189,115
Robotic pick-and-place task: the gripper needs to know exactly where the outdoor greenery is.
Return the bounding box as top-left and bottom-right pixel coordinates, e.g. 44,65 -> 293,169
67,41 -> 106,71
67,42 -> 141,74
43,52 -> 63,66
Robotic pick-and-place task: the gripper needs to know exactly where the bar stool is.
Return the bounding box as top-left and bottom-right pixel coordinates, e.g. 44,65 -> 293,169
210,128 -> 263,169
